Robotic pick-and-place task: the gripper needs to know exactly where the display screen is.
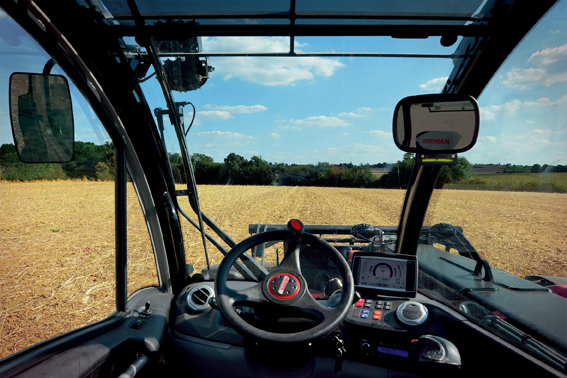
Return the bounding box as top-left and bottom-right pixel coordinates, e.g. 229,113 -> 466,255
377,346 -> 409,358
359,257 -> 408,291
351,252 -> 417,297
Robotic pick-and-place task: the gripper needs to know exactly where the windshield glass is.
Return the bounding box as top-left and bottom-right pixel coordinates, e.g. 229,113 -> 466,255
133,0 -> 567,364
139,38 -> 457,268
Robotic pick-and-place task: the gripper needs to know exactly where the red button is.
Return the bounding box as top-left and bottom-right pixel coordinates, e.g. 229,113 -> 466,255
290,219 -> 302,230
356,299 -> 365,307
373,310 -> 381,320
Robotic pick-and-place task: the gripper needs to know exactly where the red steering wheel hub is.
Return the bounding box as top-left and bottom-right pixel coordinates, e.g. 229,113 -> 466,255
268,273 -> 301,299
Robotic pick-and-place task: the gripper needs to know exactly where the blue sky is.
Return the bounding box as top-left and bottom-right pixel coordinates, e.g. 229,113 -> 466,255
1,1 -> 566,166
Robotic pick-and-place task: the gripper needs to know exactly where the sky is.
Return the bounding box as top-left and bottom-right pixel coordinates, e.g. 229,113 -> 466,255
1,1 -> 566,166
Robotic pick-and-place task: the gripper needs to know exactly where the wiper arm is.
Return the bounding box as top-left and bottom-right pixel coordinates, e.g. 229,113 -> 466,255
176,207 -> 258,281
131,8 -> 268,280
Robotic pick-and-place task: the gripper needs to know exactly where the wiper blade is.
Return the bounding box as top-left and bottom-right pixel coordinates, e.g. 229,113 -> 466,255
485,315 -> 567,372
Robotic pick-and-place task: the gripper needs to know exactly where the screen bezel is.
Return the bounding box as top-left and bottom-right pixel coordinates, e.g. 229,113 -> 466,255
351,252 -> 418,298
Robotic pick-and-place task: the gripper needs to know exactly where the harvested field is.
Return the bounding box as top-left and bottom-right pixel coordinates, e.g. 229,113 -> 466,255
0,181 -> 157,358
1,181 -> 566,358
182,185 -> 567,278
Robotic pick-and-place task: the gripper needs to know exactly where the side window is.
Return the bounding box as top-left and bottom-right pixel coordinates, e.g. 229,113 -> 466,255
0,12 -> 156,359
425,2 -> 567,279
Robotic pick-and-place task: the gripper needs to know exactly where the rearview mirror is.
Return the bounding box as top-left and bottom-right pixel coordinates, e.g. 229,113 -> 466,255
393,94 -> 479,154
9,73 -> 74,163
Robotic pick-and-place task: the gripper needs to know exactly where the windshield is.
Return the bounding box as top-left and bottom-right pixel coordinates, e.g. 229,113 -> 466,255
139,38 -> 458,266
133,0 -> 567,366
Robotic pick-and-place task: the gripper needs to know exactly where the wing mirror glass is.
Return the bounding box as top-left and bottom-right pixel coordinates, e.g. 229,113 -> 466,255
393,94 -> 479,154
9,73 -> 74,163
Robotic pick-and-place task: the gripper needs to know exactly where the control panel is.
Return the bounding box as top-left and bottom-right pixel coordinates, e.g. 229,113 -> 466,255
344,296 -> 431,367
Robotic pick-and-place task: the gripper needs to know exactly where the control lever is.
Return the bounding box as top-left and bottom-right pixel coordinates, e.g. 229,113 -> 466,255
333,333 -> 346,373
140,301 -> 153,319
411,335 -> 461,377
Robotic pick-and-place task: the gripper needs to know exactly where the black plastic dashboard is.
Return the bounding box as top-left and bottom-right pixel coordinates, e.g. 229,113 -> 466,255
169,278 -> 467,377
167,243 -> 567,378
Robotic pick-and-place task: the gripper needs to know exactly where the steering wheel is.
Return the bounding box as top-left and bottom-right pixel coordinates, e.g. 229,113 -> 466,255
215,219 -> 354,343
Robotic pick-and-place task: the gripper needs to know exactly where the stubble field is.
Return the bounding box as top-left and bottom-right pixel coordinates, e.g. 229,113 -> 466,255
1,181 -> 566,358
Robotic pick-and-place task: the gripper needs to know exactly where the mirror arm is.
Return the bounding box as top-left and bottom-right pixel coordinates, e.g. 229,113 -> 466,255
43,58 -> 57,75
395,165 -> 441,256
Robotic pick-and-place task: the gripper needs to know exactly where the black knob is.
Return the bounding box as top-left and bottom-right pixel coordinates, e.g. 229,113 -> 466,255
145,301 -> 151,311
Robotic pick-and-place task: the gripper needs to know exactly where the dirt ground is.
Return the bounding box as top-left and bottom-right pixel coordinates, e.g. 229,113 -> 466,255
1,182 -> 566,358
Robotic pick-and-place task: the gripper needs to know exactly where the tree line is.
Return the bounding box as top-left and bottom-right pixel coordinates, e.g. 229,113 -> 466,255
1,142 -> 476,189
170,152 -> 471,189
0,142 -> 114,181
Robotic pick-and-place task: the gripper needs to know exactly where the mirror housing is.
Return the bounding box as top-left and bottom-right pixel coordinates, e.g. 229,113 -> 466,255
393,94 -> 479,154
9,73 -> 74,163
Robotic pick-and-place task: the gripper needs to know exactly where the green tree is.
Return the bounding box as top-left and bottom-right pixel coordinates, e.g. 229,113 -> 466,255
436,156 -> 472,188
380,153 -> 415,189
0,144 -> 20,162
244,156 -> 275,185
223,153 -> 246,184
168,152 -> 186,183
95,162 -> 113,181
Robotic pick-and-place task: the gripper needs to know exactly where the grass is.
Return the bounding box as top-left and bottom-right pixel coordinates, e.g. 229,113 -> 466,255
445,173 -> 567,193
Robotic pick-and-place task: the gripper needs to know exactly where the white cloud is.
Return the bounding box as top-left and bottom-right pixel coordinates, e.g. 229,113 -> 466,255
343,133 -> 349,136
203,37 -> 345,86
532,129 -> 565,135
480,95 -> 567,120
338,112 -> 363,118
197,110 -> 233,120
204,104 -> 267,114
193,131 -> 254,139
287,116 -> 350,127
365,130 -> 392,137
278,125 -> 301,130
502,68 -> 550,89
357,107 -> 372,113
502,43 -> 567,89
527,43 -> 567,66
419,76 -> 449,91
478,136 -> 498,143
269,133 -> 281,139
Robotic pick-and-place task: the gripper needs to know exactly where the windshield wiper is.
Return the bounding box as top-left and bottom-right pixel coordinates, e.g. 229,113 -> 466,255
125,0 -> 268,281
485,315 -> 567,372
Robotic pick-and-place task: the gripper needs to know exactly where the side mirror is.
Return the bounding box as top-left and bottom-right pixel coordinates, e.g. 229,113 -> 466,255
9,73 -> 74,163
393,94 -> 479,154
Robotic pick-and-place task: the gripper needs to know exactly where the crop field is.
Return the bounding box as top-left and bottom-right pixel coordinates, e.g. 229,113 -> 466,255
447,173 -> 567,193
1,181 -> 566,358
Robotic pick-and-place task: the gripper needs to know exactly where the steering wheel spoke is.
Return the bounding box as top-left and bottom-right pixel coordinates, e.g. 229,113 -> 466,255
226,282 -> 268,306
275,238 -> 302,273
289,290 -> 334,322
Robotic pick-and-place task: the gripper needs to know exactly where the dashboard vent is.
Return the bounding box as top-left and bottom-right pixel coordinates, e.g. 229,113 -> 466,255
186,284 -> 214,313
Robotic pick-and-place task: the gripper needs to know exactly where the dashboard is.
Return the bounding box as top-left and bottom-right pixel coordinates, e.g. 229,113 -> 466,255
169,249 -> 466,377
